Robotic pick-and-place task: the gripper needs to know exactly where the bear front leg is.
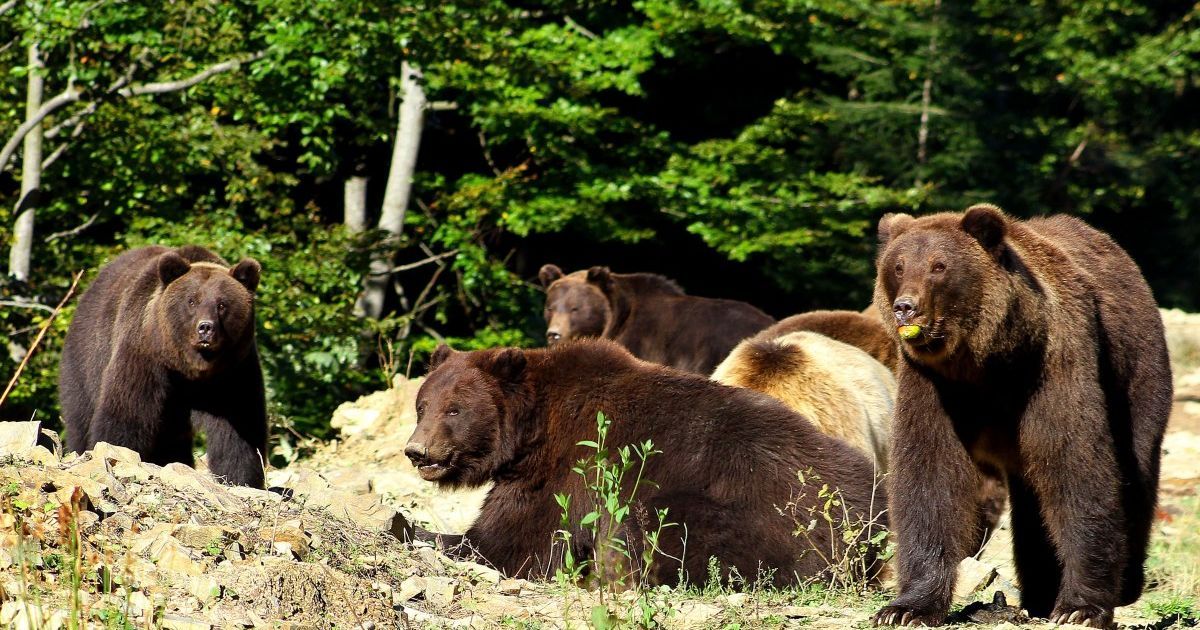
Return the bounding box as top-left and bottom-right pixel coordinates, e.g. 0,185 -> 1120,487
191,354 -> 267,488
874,369 -> 979,627
89,357 -> 182,462
1019,366 -> 1123,629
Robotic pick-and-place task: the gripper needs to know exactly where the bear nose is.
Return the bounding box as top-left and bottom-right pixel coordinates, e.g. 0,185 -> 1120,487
197,320 -> 215,338
405,443 -> 429,466
546,330 -> 562,344
893,297 -> 918,321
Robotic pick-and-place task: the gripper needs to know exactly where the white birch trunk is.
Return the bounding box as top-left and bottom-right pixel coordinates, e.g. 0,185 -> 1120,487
8,43 -> 44,282
344,175 -> 368,233
359,61 -> 426,319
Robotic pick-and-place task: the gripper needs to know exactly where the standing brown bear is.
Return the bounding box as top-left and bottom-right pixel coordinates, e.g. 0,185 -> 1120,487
405,340 -> 888,587
872,205 -> 1171,628
59,245 -> 268,488
538,264 -> 774,374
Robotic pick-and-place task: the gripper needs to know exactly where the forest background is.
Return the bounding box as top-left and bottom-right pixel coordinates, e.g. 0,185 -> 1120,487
3,0 -> 1199,457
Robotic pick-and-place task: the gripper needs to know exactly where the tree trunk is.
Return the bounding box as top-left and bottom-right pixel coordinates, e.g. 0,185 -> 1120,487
8,43 -> 44,282
359,61 -> 426,319
915,0 -> 941,186
344,175 -> 368,233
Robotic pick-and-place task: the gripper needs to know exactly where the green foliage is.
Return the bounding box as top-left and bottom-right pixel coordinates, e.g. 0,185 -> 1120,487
554,411 -> 675,627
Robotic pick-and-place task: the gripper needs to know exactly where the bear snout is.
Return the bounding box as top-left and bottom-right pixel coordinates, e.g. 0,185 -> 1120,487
404,442 -> 429,466
546,329 -> 563,344
893,296 -> 919,324
197,319 -> 216,344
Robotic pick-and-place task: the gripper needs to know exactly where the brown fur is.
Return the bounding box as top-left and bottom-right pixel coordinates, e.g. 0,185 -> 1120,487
712,331 -> 895,470
59,245 -> 267,487
754,310 -> 899,371
405,340 -> 887,587
538,264 -> 774,374
872,205 -> 1172,628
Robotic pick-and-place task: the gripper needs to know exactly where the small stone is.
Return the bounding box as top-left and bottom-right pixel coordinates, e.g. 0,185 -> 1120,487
259,525 -> 309,559
396,576 -> 427,603
498,578 -> 525,596
173,524 -> 237,552
454,559 -> 501,584
111,461 -> 152,482
424,576 -> 458,608
954,557 -> 998,601
724,592 -> 749,607
127,591 -> 152,617
25,446 -> 58,465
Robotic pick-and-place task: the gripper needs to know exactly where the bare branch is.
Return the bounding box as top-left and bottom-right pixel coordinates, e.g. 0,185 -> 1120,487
0,271 -> 83,409
427,101 -> 457,111
368,249 -> 459,277
564,16 -> 598,39
0,0 -> 17,16
44,212 -> 99,242
0,300 -> 55,313
42,116 -> 89,171
0,86 -> 83,173
46,102 -> 97,139
117,51 -> 265,97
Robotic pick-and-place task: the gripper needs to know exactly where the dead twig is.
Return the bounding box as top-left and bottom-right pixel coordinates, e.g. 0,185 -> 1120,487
0,270 -> 83,409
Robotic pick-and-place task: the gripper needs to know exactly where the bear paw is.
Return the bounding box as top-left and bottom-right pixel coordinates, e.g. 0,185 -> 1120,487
1049,604 -> 1114,629
873,603 -> 946,627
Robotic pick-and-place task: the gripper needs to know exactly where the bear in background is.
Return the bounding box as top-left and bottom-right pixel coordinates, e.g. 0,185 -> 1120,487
59,245 -> 268,488
752,309 -> 899,372
538,264 -> 774,374
404,340 -> 888,587
712,331 -> 894,471
872,205 -> 1172,628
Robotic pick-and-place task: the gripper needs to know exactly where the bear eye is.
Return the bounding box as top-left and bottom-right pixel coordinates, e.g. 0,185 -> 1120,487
570,307 -> 579,313
416,403 -> 426,417
187,298 -> 195,308
894,263 -> 904,274
446,408 -> 460,417
218,301 -> 227,313
931,262 -> 946,273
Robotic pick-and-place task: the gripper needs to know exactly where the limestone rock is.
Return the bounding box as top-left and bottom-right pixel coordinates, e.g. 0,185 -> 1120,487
0,421 -> 40,458
954,556 -> 999,602
424,576 -> 459,609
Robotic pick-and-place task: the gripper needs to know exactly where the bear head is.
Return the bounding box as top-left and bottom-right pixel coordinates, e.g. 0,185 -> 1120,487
538,264 -> 613,346
874,204 -> 1013,367
155,251 -> 261,379
405,344 -> 529,488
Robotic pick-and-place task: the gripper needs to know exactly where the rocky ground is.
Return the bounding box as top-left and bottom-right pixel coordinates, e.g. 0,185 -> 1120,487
1,311 -> 1198,629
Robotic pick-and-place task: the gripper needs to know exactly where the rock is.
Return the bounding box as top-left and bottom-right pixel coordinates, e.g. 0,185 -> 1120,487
161,613 -> 212,630
498,578 -> 525,596
0,421 -> 41,458
954,556 -> 998,601
187,575 -> 222,605
157,537 -> 205,576
723,592 -> 749,608
173,524 -> 237,552
156,463 -> 246,513
675,602 -> 722,626
25,446 -> 57,465
424,576 -> 459,609
127,591 -> 153,618
259,525 -> 309,559
453,559 -> 502,585
396,576 -> 427,603
92,441 -> 142,465
111,461 -> 153,482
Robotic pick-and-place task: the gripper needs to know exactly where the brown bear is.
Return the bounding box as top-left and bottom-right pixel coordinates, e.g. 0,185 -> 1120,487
712,331 -> 895,471
538,264 -> 774,374
871,205 -> 1172,628
59,245 -> 267,488
404,340 -> 888,587
753,310 -> 899,371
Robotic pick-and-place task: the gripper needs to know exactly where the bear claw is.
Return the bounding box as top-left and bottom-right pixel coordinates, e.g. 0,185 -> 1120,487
1049,604 -> 1113,629
874,605 -> 941,627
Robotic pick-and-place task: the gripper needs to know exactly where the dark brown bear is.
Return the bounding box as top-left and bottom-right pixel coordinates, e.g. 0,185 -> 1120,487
872,205 -> 1171,628
538,264 -> 774,374
404,340 -> 887,587
753,309 -> 899,371
59,245 -> 267,488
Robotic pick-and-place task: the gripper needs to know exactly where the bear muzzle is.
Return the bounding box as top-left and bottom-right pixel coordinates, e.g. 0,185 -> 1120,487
405,442 -> 451,481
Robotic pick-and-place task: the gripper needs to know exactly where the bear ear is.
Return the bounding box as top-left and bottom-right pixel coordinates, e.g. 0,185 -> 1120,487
230,258 -> 261,293
429,344 -> 455,371
158,252 -> 191,287
538,264 -> 564,288
961,204 -> 1007,258
586,266 -> 613,291
480,348 -> 527,384
877,213 -> 915,247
